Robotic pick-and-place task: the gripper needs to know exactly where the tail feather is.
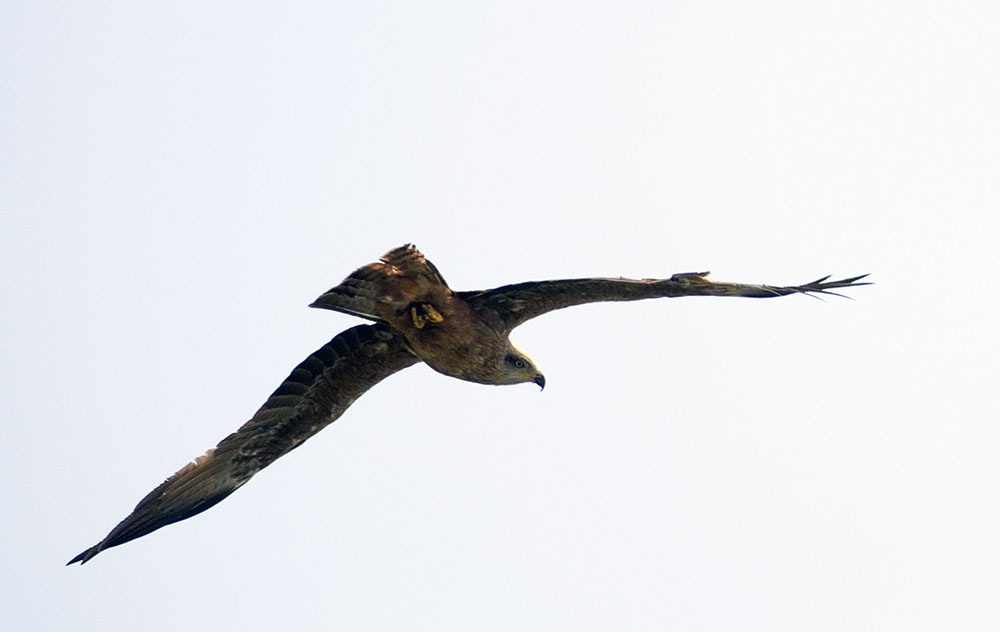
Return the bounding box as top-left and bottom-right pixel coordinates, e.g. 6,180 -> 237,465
310,244 -> 448,319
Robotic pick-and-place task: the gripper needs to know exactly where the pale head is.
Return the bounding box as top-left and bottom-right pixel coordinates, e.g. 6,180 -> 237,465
497,342 -> 545,389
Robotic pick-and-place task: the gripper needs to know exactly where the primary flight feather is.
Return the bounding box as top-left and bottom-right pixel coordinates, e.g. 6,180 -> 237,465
68,245 -> 869,564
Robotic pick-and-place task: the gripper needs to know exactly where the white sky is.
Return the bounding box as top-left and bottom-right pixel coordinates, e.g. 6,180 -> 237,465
3,1 -> 998,630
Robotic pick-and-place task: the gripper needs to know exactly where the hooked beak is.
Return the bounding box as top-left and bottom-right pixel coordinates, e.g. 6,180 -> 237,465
533,373 -> 546,390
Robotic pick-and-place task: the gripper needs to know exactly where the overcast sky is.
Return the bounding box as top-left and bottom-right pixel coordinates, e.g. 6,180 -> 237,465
3,2 -> 998,630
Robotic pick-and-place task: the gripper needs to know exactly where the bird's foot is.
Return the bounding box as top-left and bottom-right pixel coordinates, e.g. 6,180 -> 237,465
410,303 -> 444,329
422,303 -> 444,323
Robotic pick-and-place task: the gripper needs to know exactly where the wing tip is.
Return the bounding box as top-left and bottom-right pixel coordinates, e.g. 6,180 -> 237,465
66,544 -> 101,566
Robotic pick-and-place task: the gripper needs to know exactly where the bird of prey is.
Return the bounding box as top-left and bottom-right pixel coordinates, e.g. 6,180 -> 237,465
68,245 -> 869,564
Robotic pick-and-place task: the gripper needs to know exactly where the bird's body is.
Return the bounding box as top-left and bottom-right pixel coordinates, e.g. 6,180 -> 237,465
309,245 -> 543,385
395,297 -> 504,384
68,245 -> 869,564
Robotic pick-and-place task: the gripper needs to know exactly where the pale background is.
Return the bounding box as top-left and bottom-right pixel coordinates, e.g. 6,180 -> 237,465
2,2 -> 998,630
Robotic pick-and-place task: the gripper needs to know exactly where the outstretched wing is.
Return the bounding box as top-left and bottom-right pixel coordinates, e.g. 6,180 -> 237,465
462,272 -> 871,330
68,323 -> 419,564
309,244 -> 448,321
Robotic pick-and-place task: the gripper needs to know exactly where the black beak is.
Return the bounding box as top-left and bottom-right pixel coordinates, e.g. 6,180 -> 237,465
533,374 -> 546,390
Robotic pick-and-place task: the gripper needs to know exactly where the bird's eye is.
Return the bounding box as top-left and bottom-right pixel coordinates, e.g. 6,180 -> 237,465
514,359 -> 526,369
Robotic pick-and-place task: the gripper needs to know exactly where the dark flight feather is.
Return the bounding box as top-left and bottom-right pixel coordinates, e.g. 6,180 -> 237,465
462,272 -> 872,330
68,324 -> 418,564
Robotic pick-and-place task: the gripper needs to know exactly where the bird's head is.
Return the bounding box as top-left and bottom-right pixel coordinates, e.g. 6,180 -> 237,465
497,343 -> 545,389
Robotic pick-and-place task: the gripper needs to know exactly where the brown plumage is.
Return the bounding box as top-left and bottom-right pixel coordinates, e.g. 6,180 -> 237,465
68,245 -> 869,564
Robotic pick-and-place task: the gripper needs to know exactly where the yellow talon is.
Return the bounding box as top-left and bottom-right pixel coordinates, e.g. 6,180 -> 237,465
410,306 -> 426,329
422,303 -> 444,323
410,303 -> 444,329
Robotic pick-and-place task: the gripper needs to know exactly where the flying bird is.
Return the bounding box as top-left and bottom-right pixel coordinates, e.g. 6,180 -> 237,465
68,245 -> 869,564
